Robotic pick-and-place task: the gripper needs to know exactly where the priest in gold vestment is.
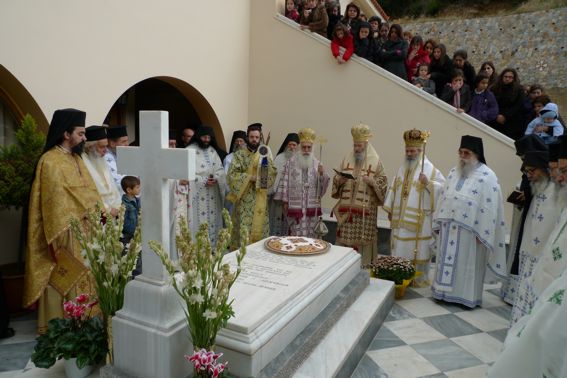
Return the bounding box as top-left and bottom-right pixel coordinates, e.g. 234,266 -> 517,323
227,123 -> 276,248
332,124 -> 388,265
22,109 -> 102,333
383,129 -> 445,287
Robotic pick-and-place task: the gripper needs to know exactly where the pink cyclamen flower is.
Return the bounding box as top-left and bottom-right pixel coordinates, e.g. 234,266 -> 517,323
75,294 -> 89,304
63,301 -> 74,315
72,306 -> 85,319
86,299 -> 99,309
185,352 -> 202,370
209,362 -> 226,378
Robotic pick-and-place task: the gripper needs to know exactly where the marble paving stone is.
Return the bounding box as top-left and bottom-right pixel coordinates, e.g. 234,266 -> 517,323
427,297 -> 470,313
351,354 -> 388,378
385,303 -> 416,322
419,374 -> 448,378
409,285 -> 433,298
411,339 -> 483,372
9,311 -> 37,322
454,309 -> 509,332
367,345 -> 440,378
483,282 -> 501,291
397,298 -> 451,318
451,333 -> 503,364
422,314 -> 482,338
487,329 -> 509,343
0,371 -> 19,378
486,305 -> 512,321
0,320 -> 37,346
368,325 -> 406,350
397,288 -> 423,300
0,342 -> 37,372
445,364 -> 490,377
385,318 -> 446,345
480,291 -> 506,308
487,288 -> 502,297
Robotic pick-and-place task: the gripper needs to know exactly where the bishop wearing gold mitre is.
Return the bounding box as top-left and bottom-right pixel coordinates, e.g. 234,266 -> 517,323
332,123 -> 388,265
23,109 -> 102,333
383,129 -> 445,287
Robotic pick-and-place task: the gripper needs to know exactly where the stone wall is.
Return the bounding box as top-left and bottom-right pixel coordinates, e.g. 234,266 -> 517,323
401,8 -> 567,89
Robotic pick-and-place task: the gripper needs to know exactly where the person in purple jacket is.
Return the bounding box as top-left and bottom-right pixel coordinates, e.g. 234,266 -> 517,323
468,73 -> 499,125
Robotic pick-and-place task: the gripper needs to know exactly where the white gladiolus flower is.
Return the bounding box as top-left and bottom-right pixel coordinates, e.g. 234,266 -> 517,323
193,277 -> 203,289
174,272 -> 186,288
84,260 -> 90,268
110,264 -> 119,275
189,294 -> 204,304
98,254 -> 105,264
203,310 -> 217,319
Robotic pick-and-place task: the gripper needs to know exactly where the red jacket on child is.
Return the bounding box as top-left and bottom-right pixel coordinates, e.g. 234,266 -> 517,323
331,33 -> 354,61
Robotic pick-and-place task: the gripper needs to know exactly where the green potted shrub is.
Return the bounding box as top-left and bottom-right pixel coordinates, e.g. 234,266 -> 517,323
0,114 -> 45,315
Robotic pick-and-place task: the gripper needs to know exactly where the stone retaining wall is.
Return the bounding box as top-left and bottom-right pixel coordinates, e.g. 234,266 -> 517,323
400,8 -> 567,88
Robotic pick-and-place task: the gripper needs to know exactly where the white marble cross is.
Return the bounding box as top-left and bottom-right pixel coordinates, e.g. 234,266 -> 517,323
116,111 -> 195,281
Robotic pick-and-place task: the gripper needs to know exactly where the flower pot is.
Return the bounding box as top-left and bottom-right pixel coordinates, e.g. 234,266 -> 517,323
64,358 -> 93,378
394,278 -> 413,299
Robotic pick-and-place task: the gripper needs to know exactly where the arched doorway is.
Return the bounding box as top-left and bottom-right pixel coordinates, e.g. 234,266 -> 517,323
104,76 -> 225,150
0,65 -> 48,145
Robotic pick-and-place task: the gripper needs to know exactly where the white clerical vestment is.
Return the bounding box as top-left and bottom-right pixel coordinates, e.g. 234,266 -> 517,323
187,145 -> 226,247
269,153 -> 292,236
169,179 -> 190,260
511,179 -> 559,325
274,155 -> 330,238
104,149 -> 124,194
431,163 -> 507,308
82,153 -> 122,211
531,205 -> 567,296
383,157 -> 445,287
501,179 -> 524,305
488,269 -> 567,378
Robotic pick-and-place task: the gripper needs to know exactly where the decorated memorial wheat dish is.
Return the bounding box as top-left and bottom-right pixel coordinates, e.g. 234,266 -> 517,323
264,236 -> 330,255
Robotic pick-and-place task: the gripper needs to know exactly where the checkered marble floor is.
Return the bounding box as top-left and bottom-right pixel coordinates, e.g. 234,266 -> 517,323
352,282 -> 511,378
0,277 -> 512,378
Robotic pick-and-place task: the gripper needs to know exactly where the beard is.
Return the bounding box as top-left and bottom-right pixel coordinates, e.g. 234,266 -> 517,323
297,152 -> 314,170
72,141 -> 85,155
354,151 -> 365,163
404,156 -> 419,171
248,141 -> 259,152
86,148 -> 110,173
529,175 -> 550,195
197,139 -> 210,149
456,157 -> 477,177
557,183 -> 567,208
284,148 -> 294,159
